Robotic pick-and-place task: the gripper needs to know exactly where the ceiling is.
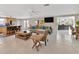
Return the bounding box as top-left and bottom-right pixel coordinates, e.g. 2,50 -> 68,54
0,4 -> 79,19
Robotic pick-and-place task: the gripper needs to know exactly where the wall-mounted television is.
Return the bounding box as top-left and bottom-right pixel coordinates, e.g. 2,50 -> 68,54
0,18 -> 6,26
44,17 -> 54,23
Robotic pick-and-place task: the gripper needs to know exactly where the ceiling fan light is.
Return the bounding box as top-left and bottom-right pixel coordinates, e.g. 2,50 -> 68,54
44,4 -> 50,7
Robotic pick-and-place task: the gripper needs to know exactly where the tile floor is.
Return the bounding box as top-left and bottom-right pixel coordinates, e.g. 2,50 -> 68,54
0,29 -> 79,54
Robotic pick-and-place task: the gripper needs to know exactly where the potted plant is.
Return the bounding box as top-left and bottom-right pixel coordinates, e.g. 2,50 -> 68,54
76,21 -> 79,27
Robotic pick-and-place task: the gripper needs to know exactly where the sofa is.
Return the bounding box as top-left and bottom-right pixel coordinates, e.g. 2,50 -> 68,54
30,25 -> 52,35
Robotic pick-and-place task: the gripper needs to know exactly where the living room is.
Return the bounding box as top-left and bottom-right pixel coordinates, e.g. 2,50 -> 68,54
0,4 -> 79,53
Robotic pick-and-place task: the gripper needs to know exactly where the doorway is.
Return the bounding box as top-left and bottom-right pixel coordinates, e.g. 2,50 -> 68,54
56,16 -> 75,43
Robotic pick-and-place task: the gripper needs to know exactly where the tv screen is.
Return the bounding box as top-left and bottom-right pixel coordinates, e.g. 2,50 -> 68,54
0,18 -> 6,26
44,17 -> 54,23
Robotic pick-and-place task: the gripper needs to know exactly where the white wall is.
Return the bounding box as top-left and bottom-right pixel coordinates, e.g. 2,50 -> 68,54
29,17 -> 54,29
15,19 -> 27,31
14,17 -> 54,31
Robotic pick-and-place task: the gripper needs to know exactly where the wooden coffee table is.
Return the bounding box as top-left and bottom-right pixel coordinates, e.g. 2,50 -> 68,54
15,31 -> 31,40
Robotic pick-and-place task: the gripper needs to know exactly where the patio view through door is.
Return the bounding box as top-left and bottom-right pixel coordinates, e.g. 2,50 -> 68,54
56,16 -> 75,43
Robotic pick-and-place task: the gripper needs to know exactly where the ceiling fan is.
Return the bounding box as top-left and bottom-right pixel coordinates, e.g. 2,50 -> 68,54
44,4 -> 50,7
